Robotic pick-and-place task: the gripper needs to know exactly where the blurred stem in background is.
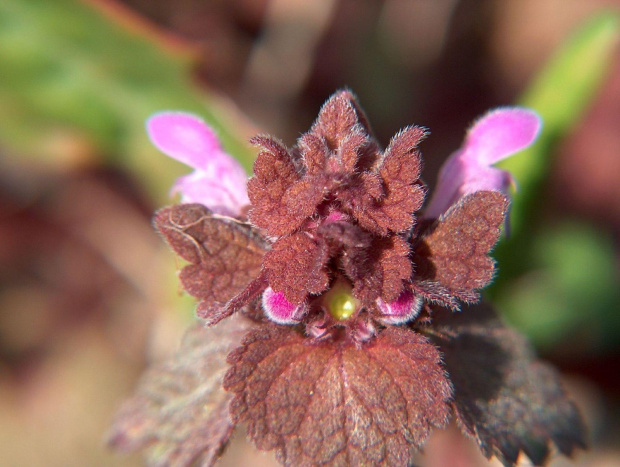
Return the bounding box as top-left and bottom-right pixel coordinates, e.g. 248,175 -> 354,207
489,12 -> 620,354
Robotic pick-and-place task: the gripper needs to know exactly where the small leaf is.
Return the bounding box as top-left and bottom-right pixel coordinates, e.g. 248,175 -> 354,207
264,232 -> 331,303
247,136 -> 306,237
352,127 -> 426,235
311,90 -> 362,150
154,204 -> 267,324
425,303 -> 587,466
345,235 -> 412,303
224,325 -> 452,466
108,316 -> 254,467
298,133 -> 328,175
414,191 -> 508,300
338,130 -> 369,173
282,178 -> 327,218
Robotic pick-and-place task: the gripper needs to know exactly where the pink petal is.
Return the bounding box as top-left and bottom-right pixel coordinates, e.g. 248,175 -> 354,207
172,171 -> 249,216
376,290 -> 422,325
462,107 -> 541,165
425,107 -> 540,218
261,287 -> 306,324
147,112 -> 224,170
147,112 -> 250,214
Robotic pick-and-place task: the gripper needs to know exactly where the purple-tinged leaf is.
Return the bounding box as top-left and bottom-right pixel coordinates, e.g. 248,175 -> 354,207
425,303 -> 587,466
263,232 -> 331,304
224,325 -> 452,466
108,316 -> 254,467
154,204 -> 267,324
414,191 -> 508,302
344,235 -> 412,304
351,127 -> 426,236
247,136 -> 309,237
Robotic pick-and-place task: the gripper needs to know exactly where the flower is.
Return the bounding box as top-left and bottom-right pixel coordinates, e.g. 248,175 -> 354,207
147,112 -> 249,216
425,107 -> 541,218
111,91 -> 586,467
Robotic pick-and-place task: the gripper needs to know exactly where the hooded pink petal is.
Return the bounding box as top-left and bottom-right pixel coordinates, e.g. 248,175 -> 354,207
426,107 -> 540,218
147,112 -> 249,215
147,112 -> 224,170
461,108 -> 542,165
376,290 -> 422,325
262,287 -> 306,324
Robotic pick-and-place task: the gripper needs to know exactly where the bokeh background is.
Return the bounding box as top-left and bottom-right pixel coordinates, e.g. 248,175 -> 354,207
1,0 -> 619,465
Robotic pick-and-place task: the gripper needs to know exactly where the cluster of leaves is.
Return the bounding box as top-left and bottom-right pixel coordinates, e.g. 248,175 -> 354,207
110,303 -> 586,466
110,90 -> 587,466
153,92 -> 510,330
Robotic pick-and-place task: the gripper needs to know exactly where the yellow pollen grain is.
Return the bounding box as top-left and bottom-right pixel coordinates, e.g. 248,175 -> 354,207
328,291 -> 356,320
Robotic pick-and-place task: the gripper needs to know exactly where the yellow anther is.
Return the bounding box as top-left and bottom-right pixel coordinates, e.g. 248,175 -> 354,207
324,280 -> 359,320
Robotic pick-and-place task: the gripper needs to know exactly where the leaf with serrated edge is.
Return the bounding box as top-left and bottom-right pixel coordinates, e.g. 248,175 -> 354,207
224,325 -> 452,466
425,303 -> 587,466
352,127 -> 426,235
108,316 -> 254,467
247,136 -> 307,236
414,191 -> 508,300
346,235 -> 412,304
264,233 -> 330,304
311,90 -> 361,150
154,204 -> 267,324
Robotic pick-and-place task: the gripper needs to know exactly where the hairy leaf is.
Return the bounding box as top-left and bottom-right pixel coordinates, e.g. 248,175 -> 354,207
108,316 -> 254,467
352,127 -> 426,235
317,221 -> 372,249
264,233 -> 331,303
298,133 -> 328,175
224,325 -> 452,466
338,130 -> 369,173
282,178 -> 328,218
414,191 -> 508,300
248,136 -> 307,236
425,303 -> 587,466
311,90 -> 362,150
155,204 -> 267,324
345,235 -> 412,303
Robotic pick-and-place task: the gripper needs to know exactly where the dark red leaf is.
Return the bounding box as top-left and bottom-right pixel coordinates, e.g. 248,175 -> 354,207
338,129 -> 369,173
224,326 -> 452,466
298,133 -> 328,175
108,316 -> 254,467
345,235 -> 412,303
413,191 -> 509,300
311,90 -> 361,150
382,126 -> 426,183
351,127 -> 426,235
247,136 -> 307,236
263,232 -> 331,303
154,204 -> 267,324
425,303 -> 587,466
282,178 -> 328,219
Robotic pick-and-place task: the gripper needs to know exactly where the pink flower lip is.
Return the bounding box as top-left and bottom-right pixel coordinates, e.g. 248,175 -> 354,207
376,290 -> 422,325
426,107 -> 541,219
261,287 -> 307,325
146,112 -> 249,215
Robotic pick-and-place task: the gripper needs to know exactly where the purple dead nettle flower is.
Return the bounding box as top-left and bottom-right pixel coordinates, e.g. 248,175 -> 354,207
146,112 -> 250,216
109,91 -> 586,467
425,107 -> 541,219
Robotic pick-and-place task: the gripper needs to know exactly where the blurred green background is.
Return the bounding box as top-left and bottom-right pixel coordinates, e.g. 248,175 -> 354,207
0,0 -> 619,465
